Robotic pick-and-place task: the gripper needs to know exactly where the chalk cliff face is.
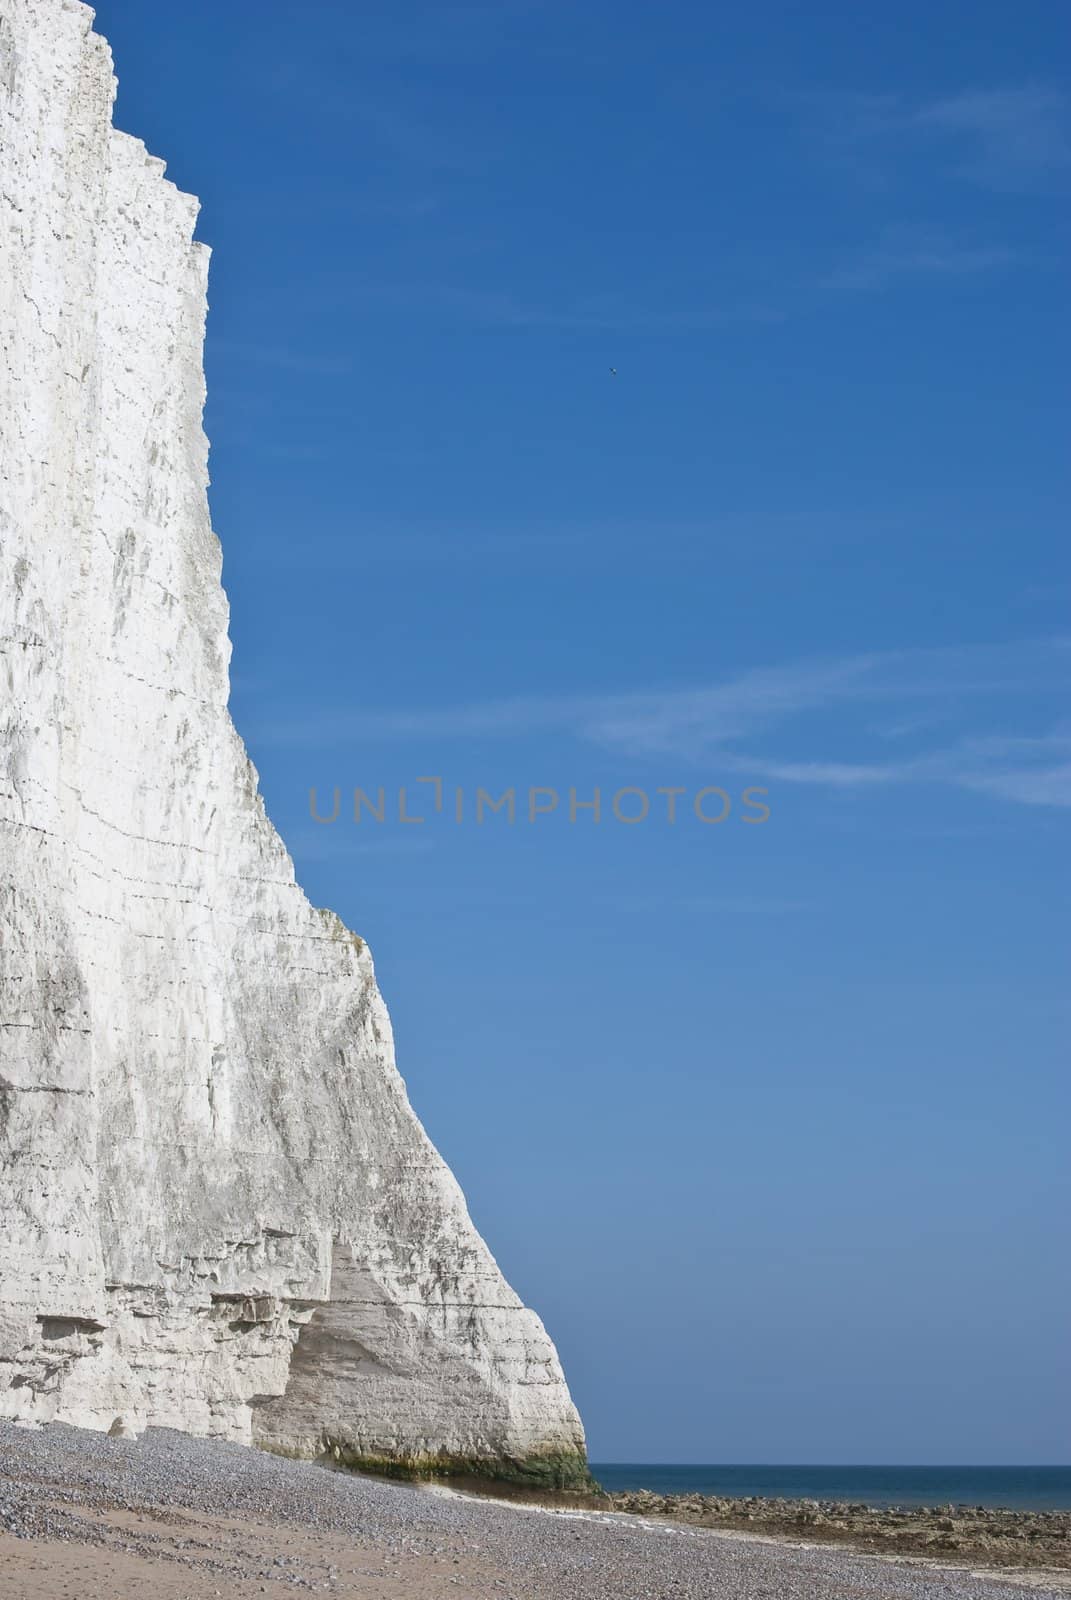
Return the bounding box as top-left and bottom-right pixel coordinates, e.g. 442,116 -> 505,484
0,0 -> 587,1484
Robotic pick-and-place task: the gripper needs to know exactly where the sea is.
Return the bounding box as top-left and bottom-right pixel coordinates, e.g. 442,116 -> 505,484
588,1465 -> 1071,1512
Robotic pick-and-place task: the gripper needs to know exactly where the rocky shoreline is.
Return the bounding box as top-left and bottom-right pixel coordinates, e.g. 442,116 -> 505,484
4,1422 -> 1066,1599
605,1488 -> 1071,1570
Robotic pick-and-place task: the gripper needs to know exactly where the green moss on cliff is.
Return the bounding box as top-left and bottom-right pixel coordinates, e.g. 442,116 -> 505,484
324,1442 -> 599,1493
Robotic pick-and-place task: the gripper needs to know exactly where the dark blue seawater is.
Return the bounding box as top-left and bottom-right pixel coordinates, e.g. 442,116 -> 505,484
589,1465 -> 1071,1511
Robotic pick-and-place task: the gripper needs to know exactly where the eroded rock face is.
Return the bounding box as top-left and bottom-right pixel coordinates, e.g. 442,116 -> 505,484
0,0 -> 587,1483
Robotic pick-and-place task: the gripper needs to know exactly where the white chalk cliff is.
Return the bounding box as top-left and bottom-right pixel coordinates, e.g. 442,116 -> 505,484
0,0 -> 587,1483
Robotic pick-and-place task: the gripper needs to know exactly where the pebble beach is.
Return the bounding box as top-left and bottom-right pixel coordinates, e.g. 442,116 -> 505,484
2,1422 -> 1068,1600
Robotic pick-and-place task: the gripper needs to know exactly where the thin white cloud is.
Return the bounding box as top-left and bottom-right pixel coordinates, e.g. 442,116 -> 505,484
601,894 -> 809,916
346,281 -> 782,333
803,82 -> 1071,192
209,339 -> 353,377
910,86 -> 1071,188
730,720 -> 1071,807
256,639 -> 1071,809
826,229 -> 1019,290
959,763 -> 1071,808
722,755 -> 911,787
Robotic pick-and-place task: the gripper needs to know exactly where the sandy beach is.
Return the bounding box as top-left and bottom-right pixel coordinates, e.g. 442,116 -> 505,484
2,1423 -> 1068,1600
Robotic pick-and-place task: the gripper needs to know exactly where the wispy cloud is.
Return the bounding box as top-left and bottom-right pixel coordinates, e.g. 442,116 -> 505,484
345,99 -> 492,176
825,226 -> 1020,290
268,650 -> 882,746
804,83 -> 1071,193
209,339 -> 353,377
256,526 -> 589,569
600,893 -> 809,917
346,281 -> 782,333
258,639 -> 1071,809
251,515 -> 890,572
948,733 -> 1071,808
910,87 -> 1071,190
329,0 -> 541,69
962,763 -> 1071,808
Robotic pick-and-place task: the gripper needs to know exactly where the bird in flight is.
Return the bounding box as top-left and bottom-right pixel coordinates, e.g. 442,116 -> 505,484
609,366 -> 618,376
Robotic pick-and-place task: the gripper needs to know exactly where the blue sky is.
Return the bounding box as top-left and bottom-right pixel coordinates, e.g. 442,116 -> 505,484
95,0 -> 1069,1463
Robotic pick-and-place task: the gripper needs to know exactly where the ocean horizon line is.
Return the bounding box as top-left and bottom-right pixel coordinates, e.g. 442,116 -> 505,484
586,1463 -> 1071,1512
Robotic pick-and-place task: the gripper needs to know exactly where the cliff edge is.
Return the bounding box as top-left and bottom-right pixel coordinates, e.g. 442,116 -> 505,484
0,0 -> 588,1486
